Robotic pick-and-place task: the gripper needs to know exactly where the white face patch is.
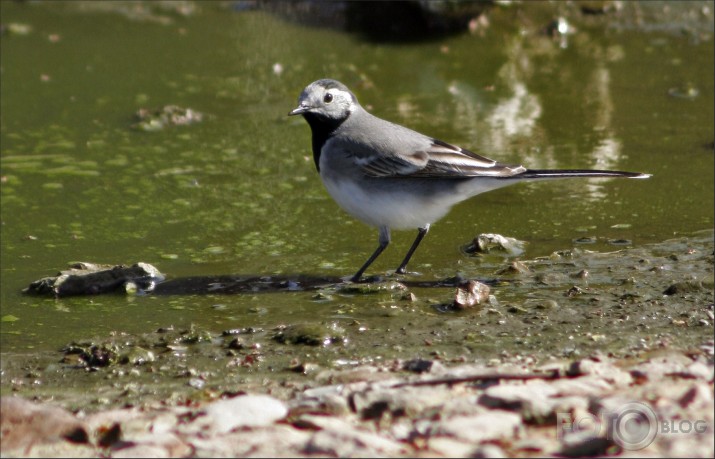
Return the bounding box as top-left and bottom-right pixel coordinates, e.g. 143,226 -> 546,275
326,88 -> 356,113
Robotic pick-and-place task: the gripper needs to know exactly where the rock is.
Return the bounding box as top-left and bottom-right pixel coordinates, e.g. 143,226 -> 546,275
273,323 -> 347,346
112,431 -> 190,457
558,437 -> 617,457
199,395 -> 288,434
627,352 -> 702,380
132,105 -> 203,131
316,366 -> 394,384
303,416 -> 406,457
290,390 -> 352,417
189,425 -> 310,458
473,443 -> 507,458
550,376 -> 613,396
336,280 -> 408,294
427,437 -> 479,457
431,411 -> 522,443
588,397 -> 658,451
83,407 -> 159,436
512,437 -> 556,455
536,272 -> 568,285
112,443 -> 171,458
4,441 -> 96,458
0,396 -> 88,453
663,279 -> 706,295
402,358 -> 441,374
683,361 -> 715,380
478,382 -> 558,423
678,382 -> 713,409
453,280 -> 490,309
437,394 -> 486,418
567,357 -> 633,387
289,397 -> 328,418
352,385 -> 455,420
24,262 -> 164,297
464,233 -> 526,256
97,423 -> 122,448
496,260 -> 531,275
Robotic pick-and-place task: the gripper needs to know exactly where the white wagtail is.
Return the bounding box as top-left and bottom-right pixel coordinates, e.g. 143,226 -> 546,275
289,79 -> 650,282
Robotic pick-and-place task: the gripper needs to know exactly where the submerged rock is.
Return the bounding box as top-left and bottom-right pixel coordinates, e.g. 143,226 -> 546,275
24,262 -> 164,297
132,105 -> 203,131
463,233 -> 526,256
663,279 -> 710,295
273,323 -> 347,346
452,280 -> 490,309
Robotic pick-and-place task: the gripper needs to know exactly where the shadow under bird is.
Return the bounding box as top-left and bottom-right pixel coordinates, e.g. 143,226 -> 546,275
289,79 -> 651,283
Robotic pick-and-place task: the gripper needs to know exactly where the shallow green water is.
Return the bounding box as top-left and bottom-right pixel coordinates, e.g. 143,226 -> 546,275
1,1 -> 713,358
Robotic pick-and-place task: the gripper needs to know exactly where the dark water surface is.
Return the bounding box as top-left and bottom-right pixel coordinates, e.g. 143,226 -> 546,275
1,1 -> 713,363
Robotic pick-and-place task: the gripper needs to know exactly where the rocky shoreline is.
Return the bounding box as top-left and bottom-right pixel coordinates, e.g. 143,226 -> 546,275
2,349 -> 713,458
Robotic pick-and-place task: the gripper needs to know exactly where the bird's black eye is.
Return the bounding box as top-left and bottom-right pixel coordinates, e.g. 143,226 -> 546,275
323,93 -> 333,103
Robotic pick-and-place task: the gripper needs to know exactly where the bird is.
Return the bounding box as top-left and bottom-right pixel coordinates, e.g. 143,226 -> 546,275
288,79 -> 650,283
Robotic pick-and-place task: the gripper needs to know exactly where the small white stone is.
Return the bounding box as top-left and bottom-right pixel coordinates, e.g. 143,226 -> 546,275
201,395 -> 287,434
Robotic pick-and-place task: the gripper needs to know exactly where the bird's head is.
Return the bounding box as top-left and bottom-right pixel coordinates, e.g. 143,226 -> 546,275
288,79 -> 358,122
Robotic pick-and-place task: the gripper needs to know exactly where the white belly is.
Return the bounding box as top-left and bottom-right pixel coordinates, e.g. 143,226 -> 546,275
320,175 -> 452,230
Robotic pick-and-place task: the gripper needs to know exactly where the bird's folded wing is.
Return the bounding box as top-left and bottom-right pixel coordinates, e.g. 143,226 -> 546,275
356,138 -> 525,178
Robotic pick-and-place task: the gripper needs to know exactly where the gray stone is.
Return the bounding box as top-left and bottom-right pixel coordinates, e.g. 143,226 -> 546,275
303,416 -> 406,457
0,396 -> 88,453
567,358 -> 633,387
112,443 -> 171,458
427,437 -> 479,457
453,280 -> 491,309
478,382 -> 558,422
200,394 -> 288,434
190,425 -> 310,458
352,385 -> 456,419
473,443 -> 507,458
431,411 -> 522,443
550,375 -> 613,396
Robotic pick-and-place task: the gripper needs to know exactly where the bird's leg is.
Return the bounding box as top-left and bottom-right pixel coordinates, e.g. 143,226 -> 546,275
351,226 -> 390,283
395,225 -> 430,275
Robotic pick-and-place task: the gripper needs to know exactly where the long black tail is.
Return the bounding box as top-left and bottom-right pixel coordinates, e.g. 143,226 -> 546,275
513,169 -> 651,179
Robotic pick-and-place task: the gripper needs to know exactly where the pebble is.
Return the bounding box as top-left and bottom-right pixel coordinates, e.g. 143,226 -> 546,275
453,280 -> 490,309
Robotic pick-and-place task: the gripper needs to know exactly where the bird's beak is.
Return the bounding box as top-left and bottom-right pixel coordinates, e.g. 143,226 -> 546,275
288,103 -> 311,116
